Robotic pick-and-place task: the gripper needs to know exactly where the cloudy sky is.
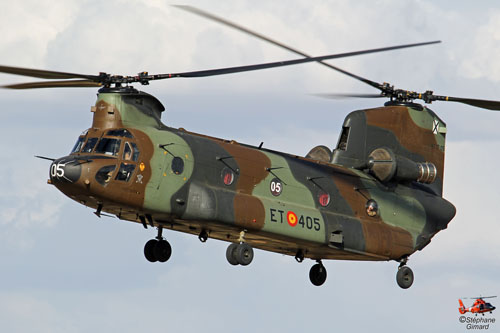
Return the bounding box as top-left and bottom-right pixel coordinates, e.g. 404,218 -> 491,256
0,0 -> 499,332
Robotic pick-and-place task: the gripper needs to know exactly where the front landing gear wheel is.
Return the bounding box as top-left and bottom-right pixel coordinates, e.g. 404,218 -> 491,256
396,266 -> 414,289
309,261 -> 327,286
154,239 -> 172,263
144,239 -> 158,262
226,243 -> 240,265
226,243 -> 254,266
235,243 -> 254,266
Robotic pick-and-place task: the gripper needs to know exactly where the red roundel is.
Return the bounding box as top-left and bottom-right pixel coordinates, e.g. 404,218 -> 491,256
287,211 -> 298,227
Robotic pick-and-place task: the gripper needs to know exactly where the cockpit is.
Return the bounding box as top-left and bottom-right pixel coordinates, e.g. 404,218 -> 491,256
70,128 -> 141,186
71,129 -> 137,156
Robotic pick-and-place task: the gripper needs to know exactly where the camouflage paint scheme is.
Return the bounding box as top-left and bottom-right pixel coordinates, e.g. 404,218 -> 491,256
50,87 -> 456,263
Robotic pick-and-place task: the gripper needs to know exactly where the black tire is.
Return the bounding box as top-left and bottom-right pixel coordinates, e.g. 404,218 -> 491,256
226,243 -> 240,265
309,263 -> 327,286
235,243 -> 254,266
153,239 -> 172,263
396,266 -> 414,289
144,239 -> 158,262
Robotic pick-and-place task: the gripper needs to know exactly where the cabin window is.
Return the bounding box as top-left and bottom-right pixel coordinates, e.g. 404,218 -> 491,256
366,199 -> 379,217
171,157 -> 184,175
71,137 -> 85,154
318,191 -> 330,207
221,168 -> 235,185
95,165 -> 116,185
115,163 -> 136,182
106,128 -> 134,138
95,138 -> 121,156
123,142 -> 140,162
82,138 -> 98,153
337,126 -> 350,151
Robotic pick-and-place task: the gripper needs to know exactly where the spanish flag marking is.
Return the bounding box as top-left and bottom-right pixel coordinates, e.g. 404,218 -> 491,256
287,211 -> 298,227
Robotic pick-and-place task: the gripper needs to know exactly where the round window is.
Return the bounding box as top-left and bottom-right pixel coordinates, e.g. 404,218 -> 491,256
171,157 -> 184,175
221,168 -> 235,185
318,191 -> 330,207
366,199 -> 379,217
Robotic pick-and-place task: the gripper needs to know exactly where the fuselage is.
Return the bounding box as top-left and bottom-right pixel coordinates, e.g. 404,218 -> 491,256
49,87 -> 456,262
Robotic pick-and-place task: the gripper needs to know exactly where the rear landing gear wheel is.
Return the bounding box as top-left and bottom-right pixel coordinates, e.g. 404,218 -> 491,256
396,265 -> 414,289
309,261 -> 327,286
144,239 -> 158,262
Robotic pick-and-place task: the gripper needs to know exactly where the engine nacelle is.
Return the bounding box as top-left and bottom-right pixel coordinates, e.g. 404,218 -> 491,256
367,147 -> 437,184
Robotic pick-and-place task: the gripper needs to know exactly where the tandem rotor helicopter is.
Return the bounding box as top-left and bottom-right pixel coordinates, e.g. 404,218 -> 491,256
2,6 -> 500,289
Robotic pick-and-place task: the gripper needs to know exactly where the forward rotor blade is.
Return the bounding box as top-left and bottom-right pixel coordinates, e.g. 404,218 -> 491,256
2,80 -> 103,89
313,92 -> 384,99
437,95 -> 500,111
0,65 -> 100,80
173,5 -> 308,57
155,43 -> 443,79
173,5 -> 440,91
35,155 -> 56,161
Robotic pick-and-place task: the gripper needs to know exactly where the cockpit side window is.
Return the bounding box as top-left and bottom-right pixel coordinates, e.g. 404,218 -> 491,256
115,163 -> 136,182
130,142 -> 140,161
123,142 -> 132,161
95,138 -> 121,156
82,138 -> 98,153
71,136 -> 85,154
96,165 -> 116,185
123,142 -> 140,162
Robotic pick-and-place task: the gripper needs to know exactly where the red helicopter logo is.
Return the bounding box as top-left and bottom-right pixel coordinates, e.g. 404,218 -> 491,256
459,296 -> 497,316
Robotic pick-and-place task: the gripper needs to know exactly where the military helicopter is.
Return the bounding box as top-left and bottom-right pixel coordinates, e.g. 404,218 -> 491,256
2,6 -> 500,289
459,296 -> 497,316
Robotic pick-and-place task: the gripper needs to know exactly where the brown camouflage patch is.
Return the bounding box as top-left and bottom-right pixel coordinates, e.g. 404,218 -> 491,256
233,194 -> 265,230
333,172 -> 414,259
91,100 -> 123,129
365,106 -> 445,181
219,142 -> 271,230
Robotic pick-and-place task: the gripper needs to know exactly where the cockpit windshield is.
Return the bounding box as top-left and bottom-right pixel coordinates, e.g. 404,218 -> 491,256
81,138 -> 98,153
95,138 -> 121,156
71,136 -> 85,154
106,129 -> 134,138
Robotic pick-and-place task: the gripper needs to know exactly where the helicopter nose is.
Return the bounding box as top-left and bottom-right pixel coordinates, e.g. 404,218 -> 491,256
49,157 -> 82,183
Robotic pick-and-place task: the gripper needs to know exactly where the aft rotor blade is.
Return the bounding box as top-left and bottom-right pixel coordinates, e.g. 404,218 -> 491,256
313,92 -> 384,99
155,43 -> 442,79
173,5 -> 440,91
2,80 -> 103,89
434,95 -> 500,111
0,65 -> 100,80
